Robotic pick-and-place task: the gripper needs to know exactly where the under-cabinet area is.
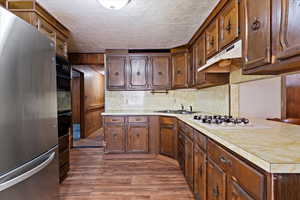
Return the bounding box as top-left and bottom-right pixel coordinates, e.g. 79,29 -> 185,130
102,113 -> 300,200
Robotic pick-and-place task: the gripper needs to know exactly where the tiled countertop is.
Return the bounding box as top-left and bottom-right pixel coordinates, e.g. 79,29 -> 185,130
102,110 -> 300,173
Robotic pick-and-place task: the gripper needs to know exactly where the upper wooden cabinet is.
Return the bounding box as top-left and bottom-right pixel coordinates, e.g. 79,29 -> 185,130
106,53 -> 171,91
149,55 -> 172,90
219,0 -> 239,49
106,55 -> 127,90
206,19 -> 219,58
242,0 -> 271,70
0,0 -> 6,7
128,56 -> 149,90
6,0 -> 70,58
172,52 -> 189,89
276,0 -> 300,61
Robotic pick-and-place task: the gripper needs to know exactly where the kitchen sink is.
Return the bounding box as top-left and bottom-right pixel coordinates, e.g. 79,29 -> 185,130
156,110 -> 197,114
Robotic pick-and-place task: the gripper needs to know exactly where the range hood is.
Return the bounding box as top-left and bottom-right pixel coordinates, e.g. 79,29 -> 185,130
198,40 -> 242,72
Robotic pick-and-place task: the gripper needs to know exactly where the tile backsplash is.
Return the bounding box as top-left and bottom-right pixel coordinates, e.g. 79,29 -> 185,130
105,85 -> 230,115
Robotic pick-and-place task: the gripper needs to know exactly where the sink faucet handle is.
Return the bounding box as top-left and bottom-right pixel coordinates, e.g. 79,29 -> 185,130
181,104 -> 184,110
189,106 -> 193,112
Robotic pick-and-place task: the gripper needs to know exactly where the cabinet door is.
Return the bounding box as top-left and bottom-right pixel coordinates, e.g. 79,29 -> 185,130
276,0 -> 300,60
127,125 -> 149,153
195,35 -> 207,85
160,127 -> 176,158
172,52 -> 189,89
178,133 -> 185,173
106,56 -> 127,90
194,145 -> 207,200
243,0 -> 271,69
105,126 -> 125,153
185,137 -> 194,190
128,56 -> 148,90
227,179 -> 254,200
219,0 -> 239,49
206,19 -> 219,58
207,161 -> 226,200
149,55 -> 171,90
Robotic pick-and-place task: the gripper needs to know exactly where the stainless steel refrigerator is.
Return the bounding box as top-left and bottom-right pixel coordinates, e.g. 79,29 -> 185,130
0,7 -> 59,200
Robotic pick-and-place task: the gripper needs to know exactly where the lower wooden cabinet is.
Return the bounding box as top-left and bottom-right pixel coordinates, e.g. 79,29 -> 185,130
127,125 -> 149,153
207,160 -> 226,200
185,136 -> 194,190
178,133 -> 185,173
159,117 -> 177,159
105,126 -> 126,153
104,116 -> 149,154
193,145 -> 207,200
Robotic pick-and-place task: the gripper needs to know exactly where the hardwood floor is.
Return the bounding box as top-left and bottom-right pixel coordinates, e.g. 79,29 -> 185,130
59,148 -> 195,200
73,128 -> 104,147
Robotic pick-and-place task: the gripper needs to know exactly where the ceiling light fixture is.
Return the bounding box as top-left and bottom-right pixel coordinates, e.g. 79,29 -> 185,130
98,0 -> 130,10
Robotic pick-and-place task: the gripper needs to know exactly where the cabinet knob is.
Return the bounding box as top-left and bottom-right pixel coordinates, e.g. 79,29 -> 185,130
225,20 -> 232,32
114,72 -> 119,76
219,156 -> 232,165
251,18 -> 261,31
212,185 -> 219,197
137,71 -> 141,76
177,70 -> 181,75
158,71 -> 163,76
209,37 -> 215,46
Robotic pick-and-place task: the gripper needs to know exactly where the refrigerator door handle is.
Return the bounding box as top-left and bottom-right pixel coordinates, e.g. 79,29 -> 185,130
0,152 -> 55,192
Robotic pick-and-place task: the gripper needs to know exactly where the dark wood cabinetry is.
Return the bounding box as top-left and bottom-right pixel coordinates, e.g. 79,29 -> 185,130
159,117 -> 177,158
207,160 -> 226,200
242,0 -> 271,70
104,116 -> 150,154
106,53 -> 171,91
172,52 -> 189,89
185,136 -> 194,190
106,55 -> 127,90
219,0 -> 239,49
194,144 -> 207,200
127,124 -> 149,153
276,0 -> 300,61
193,34 -> 207,86
206,19 -> 219,58
149,55 -> 172,90
178,132 -> 185,173
105,126 -> 126,153
128,56 -> 148,90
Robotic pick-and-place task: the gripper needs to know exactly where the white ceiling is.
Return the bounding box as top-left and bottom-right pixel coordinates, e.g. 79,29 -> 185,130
38,0 -> 220,53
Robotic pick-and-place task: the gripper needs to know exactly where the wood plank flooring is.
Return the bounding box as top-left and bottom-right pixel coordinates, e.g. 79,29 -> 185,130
59,148 -> 195,200
73,129 -> 104,147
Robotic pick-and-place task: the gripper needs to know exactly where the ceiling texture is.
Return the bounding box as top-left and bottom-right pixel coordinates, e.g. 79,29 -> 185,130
38,0 -> 220,53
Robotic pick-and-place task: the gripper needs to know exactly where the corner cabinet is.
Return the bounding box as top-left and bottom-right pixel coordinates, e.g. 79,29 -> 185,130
172,52 -> 189,89
159,117 -> 177,159
106,55 -> 127,90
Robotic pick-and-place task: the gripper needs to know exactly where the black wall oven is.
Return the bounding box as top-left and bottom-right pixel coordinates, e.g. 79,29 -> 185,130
56,56 -> 72,137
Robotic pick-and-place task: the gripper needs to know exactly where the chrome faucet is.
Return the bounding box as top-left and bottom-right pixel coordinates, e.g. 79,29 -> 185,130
180,104 -> 184,111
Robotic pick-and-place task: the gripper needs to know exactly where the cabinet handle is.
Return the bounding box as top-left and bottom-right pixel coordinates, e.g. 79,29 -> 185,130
251,18 -> 261,31
136,71 -> 141,76
198,165 -> 202,176
219,156 -> 232,165
137,134 -> 140,138
113,133 -> 117,138
114,72 -> 119,76
177,70 -> 181,75
225,20 -> 232,32
158,71 -> 163,76
212,185 -> 219,197
209,37 -> 215,46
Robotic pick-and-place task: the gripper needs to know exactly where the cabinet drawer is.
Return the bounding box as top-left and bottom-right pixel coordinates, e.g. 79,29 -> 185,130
105,116 -> 125,124
208,140 -> 265,200
128,116 -> 148,123
160,117 -> 176,126
193,130 -> 207,151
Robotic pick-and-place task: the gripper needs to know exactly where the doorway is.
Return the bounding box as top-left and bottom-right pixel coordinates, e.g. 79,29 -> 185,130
71,69 -> 84,147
